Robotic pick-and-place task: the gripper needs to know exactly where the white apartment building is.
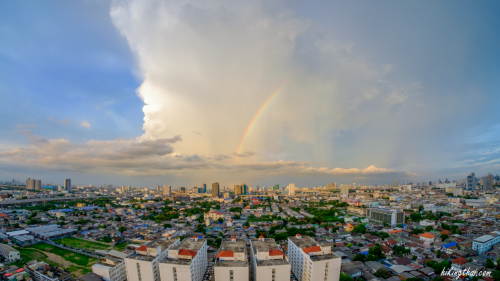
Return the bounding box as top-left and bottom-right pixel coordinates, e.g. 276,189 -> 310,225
204,211 -> 225,221
92,250 -> 129,281
159,236 -> 208,281
0,243 -> 20,261
288,183 -> 296,196
472,231 -> 500,254
214,237 -> 249,281
288,234 -> 341,281
124,237 -> 181,281
250,236 -> 290,281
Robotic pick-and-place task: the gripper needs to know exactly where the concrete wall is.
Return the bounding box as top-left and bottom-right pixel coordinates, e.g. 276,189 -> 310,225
255,264 -> 290,281
214,266 -> 249,281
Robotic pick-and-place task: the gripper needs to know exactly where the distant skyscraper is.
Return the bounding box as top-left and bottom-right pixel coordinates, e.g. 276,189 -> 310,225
288,183 -> 296,195
467,173 -> 476,190
392,180 -> 398,187
234,185 -> 242,195
202,183 -> 207,193
163,185 -> 171,196
64,179 -> 71,191
26,178 -> 31,189
340,184 -> 349,195
179,187 -> 186,194
273,184 -> 279,191
327,183 -> 337,189
212,182 -> 219,197
241,183 -> 248,195
35,180 -> 41,190
483,174 -> 493,190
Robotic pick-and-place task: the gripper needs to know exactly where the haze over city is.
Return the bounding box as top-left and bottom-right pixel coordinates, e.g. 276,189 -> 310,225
1,1 -> 500,187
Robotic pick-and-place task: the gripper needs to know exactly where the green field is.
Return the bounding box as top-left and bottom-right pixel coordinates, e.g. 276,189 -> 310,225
55,237 -> 110,251
27,243 -> 97,267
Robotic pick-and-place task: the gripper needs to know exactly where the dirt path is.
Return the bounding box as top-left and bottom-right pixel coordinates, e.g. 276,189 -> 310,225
38,250 -> 88,278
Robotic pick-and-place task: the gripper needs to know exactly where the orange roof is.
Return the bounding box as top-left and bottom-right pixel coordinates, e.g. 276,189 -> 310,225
303,246 -> 322,254
347,224 -> 354,227
419,233 -> 435,238
296,234 -> 302,236
0,214 -> 8,217
388,229 -> 403,234
136,245 -> 147,251
259,235 -> 264,238
216,251 -> 234,258
231,236 -> 236,239
452,256 -> 468,265
269,249 -> 285,256
178,249 -> 197,258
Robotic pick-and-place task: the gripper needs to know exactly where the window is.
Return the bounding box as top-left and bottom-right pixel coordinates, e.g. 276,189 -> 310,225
230,270 -> 234,281
325,262 -> 329,281
272,269 -> 276,281
136,263 -> 142,281
173,267 -> 177,281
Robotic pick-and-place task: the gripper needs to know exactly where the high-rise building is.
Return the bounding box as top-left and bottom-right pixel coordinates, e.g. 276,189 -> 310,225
249,237 -> 290,281
234,185 -> 242,195
122,185 -> 130,192
92,250 -> 128,281
159,236 -> 208,281
392,180 -> 398,187
288,235 -> 341,281
64,179 -> 71,191
340,184 -> 349,195
35,180 -> 41,190
467,173 -> 476,190
327,183 -> 337,189
288,183 -> 296,196
214,237 -> 249,281
26,178 -> 32,189
179,187 -> 186,194
366,207 -> 405,226
212,182 -> 220,198
273,184 -> 279,191
125,238 -> 181,281
241,184 -> 248,195
483,174 -> 493,190
163,185 -> 171,196
202,183 -> 207,193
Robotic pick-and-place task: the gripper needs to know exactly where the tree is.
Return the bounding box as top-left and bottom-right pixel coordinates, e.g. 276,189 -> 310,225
340,273 -> 353,281
440,234 -> 449,241
114,216 -> 122,221
412,228 -> 424,235
353,254 -> 366,262
217,218 -> 224,223
352,224 -> 366,234
436,250 -> 441,258
492,270 -> 500,281
357,243 -> 364,247
375,269 -> 390,279
118,226 -> 126,232
486,258 -> 495,269
346,243 -> 353,248
419,205 -> 424,211
425,226 -> 433,231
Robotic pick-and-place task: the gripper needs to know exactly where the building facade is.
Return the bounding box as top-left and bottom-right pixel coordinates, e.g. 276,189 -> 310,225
214,237 -> 249,281
159,236 -> 208,281
250,237 -> 290,281
472,232 -> 500,254
288,183 -> 296,196
288,235 -> 341,281
64,179 -> 71,191
467,172 -> 476,190
212,182 -> 220,198
366,208 -> 405,226
92,250 -> 129,281
0,244 -> 20,261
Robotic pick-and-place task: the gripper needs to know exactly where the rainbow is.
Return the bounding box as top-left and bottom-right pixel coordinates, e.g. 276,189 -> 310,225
237,80 -> 289,155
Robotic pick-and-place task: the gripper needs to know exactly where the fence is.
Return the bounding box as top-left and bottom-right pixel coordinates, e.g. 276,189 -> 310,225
44,240 -> 104,258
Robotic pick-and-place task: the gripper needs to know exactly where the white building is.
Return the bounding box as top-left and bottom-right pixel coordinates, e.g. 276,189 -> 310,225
159,236 -> 208,281
419,220 -> 435,227
204,211 -> 225,221
288,234 -> 341,281
124,237 -> 181,281
472,231 -> 500,254
25,260 -> 72,281
214,237 -> 249,281
288,183 -> 296,196
250,236 -> 290,281
0,243 -> 20,261
92,250 -> 129,281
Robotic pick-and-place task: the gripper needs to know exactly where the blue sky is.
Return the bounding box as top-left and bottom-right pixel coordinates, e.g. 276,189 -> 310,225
1,0 -> 499,188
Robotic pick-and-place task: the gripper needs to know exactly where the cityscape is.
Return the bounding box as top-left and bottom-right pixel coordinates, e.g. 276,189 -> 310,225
1,1 -> 500,281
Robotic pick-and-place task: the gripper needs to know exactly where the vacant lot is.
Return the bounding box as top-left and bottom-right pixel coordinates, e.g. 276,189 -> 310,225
28,243 -> 97,267
54,237 -> 110,251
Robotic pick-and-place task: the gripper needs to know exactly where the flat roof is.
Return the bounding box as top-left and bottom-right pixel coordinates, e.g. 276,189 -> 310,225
474,235 -> 494,243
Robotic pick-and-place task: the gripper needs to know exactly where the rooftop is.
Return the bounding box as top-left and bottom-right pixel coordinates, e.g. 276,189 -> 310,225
161,238 -> 206,265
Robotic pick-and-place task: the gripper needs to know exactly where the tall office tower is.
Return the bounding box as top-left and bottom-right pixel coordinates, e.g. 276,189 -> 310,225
483,174 -> 493,190
392,180 -> 398,187
214,237 -> 249,281
352,183 -> 356,189
125,238 -> 181,281
326,183 -> 336,189
467,173 -> 476,190
288,183 -> 296,196
158,236 -> 208,281
340,184 -> 349,195
26,178 -> 31,189
202,183 -> 207,193
64,179 -> 71,191
212,182 -> 220,198
179,187 -> 186,194
122,185 -> 130,192
35,180 -> 42,190
234,185 -> 242,195
241,184 -> 248,195
273,184 -> 279,191
288,234 -> 341,281
249,237 -> 290,281
163,185 -> 171,196
256,185 -> 260,191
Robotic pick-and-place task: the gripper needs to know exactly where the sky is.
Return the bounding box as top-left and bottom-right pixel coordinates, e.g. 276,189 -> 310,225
1,0 -> 499,188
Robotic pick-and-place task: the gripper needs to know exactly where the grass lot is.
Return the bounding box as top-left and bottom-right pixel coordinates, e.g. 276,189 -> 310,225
54,237 -> 110,251
113,242 -> 129,251
27,243 -> 97,266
